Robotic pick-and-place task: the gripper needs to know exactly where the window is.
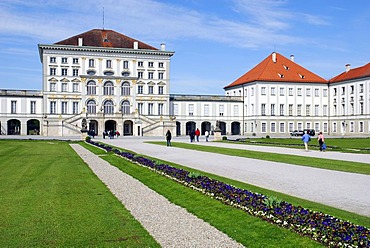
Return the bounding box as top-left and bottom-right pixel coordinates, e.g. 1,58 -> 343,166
279,87 -> 285,96
158,62 -> 164,68
359,122 -> 364,132
323,105 -> 327,116
315,105 -> 319,116
315,123 -> 320,132
333,88 -> 337,96
270,87 -> 276,95
106,60 -> 112,68
148,85 -> 154,94
204,104 -> 209,116
121,82 -> 130,96
72,102 -> 79,114
103,100 -> 114,114
61,57 -> 68,64
61,101 -> 67,114
323,123 -> 328,132
73,83 -> 79,92
234,105 -> 239,116
60,83 -> 67,92
50,68 -> 56,75
341,86 -> 345,95
123,60 -> 129,69
87,81 -> 96,95
50,82 -> 56,92
306,88 -> 311,97
121,101 -> 130,114
89,59 -> 95,67
315,88 -> 319,97
251,104 -> 254,115
297,104 -> 302,116
279,123 -> 285,133
148,72 -> 154,79
219,105 -> 224,116
342,104 -> 345,115
359,84 -> 364,93
122,71 -> 130,77
323,88 -> 328,97
11,101 -> 17,114
174,104 -> 178,115
360,102 -> 364,115
138,71 -> 143,79
189,104 -> 194,116
261,87 -> 266,95
251,88 -> 254,96
280,104 -> 284,116
50,57 -> 56,63
138,103 -> 143,114
289,122 -> 294,132
298,123 -> 303,130
306,104 -> 311,116
333,122 -> 337,132
73,58 -> 79,64
261,104 -> 266,116
297,88 -> 302,96
261,123 -> 267,133
271,123 -> 276,132
271,104 -> 275,116
350,122 -> 354,132
87,99 -> 96,114
73,69 -> 79,76
158,72 -> 164,79
148,62 -> 154,67
158,86 -> 164,95
288,104 -> 293,116
351,103 -> 354,115
158,103 -> 164,115
61,68 -> 68,76
50,101 -> 56,114
30,101 -> 36,114
288,88 -> 293,96
138,61 -> 144,67
138,85 -> 143,94
103,81 -> 114,95
148,103 -> 154,115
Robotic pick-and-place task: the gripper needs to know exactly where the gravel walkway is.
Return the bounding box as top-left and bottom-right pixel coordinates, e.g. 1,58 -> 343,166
70,144 -> 244,248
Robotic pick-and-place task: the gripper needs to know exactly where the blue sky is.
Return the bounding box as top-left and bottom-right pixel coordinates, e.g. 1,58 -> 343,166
0,0 -> 369,95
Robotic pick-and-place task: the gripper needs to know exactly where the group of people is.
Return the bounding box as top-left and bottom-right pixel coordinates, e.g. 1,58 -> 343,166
165,128 -> 211,147
103,130 -> 120,139
301,131 -> 326,151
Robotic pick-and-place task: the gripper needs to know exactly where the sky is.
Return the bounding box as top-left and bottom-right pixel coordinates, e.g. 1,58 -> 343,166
0,0 -> 369,95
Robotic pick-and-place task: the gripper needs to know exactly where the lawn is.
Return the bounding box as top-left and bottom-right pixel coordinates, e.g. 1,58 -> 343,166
0,140 -> 159,247
147,141 -> 370,175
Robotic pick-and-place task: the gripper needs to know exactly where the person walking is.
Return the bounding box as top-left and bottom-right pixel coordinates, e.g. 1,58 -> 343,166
301,131 -> 311,151
205,130 -> 209,142
317,131 -> 325,151
195,128 -> 200,142
165,130 -> 172,147
189,130 -> 195,142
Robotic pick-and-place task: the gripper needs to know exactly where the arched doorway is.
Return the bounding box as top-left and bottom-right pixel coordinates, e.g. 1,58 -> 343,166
176,121 -> 181,136
105,120 -> 116,133
219,121 -> 226,135
7,119 -> 21,135
89,120 -> 98,135
231,122 -> 241,135
123,120 -> 133,136
186,121 -> 196,135
27,119 -> 40,135
201,121 -> 211,135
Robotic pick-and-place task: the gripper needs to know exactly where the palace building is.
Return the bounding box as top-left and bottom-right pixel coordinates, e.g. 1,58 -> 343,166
0,29 -> 369,137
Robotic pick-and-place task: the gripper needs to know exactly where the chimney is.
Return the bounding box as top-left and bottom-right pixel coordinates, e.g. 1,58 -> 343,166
78,38 -> 83,46
345,64 -> 351,72
272,52 -> 277,63
290,54 -> 294,62
133,41 -> 138,49
160,43 -> 166,51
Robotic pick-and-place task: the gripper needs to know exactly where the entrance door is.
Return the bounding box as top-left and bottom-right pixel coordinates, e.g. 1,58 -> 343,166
105,120 -> 117,132
123,120 -> 133,136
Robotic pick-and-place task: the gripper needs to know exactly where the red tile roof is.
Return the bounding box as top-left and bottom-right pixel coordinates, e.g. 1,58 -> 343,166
329,63 -> 370,83
55,29 -> 158,50
224,52 -> 327,89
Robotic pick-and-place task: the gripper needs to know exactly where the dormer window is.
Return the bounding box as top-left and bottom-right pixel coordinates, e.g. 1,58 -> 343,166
298,74 -> 305,79
277,73 -> 284,78
103,71 -> 114,76
283,65 -> 289,70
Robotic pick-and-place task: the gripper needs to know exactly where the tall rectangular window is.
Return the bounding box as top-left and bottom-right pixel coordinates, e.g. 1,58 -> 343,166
288,104 -> 293,116
189,104 -> 194,116
279,123 -> 285,133
138,103 -> 143,114
270,87 -> 276,95
323,105 -> 328,116
50,68 -> 56,75
315,105 -> 319,116
50,83 -> 56,92
297,104 -> 302,116
234,105 -> 239,116
219,105 -> 224,116
138,71 -> 143,79
289,122 -> 294,132
158,86 -> 164,95
271,104 -> 275,116
261,87 -> 266,95
288,88 -> 293,96
297,88 -> 302,96
50,101 -> 56,114
279,104 -> 284,116
61,83 -> 68,92
61,57 -> 68,63
50,57 -> 56,63
30,101 -> 36,114
306,104 -> 311,116
323,123 -> 328,132
261,104 -> 266,116
148,86 -> 154,94
315,88 -> 319,97
61,68 -> 68,76
11,101 -> 17,114
89,59 -> 95,67
158,103 -> 163,115
204,104 -> 209,116
138,85 -> 143,94
323,88 -> 328,97
106,60 -> 112,68
123,61 -> 129,69
72,102 -> 79,114
73,58 -> 79,64
73,83 -> 79,92
73,69 -> 79,76
158,72 -> 164,79
158,62 -> 164,68
261,123 -> 267,133
279,87 -> 285,96
271,123 -> 276,132
148,103 -> 154,115
306,88 -> 311,96
359,122 -> 364,132
148,72 -> 154,79
315,123 -> 320,132
61,101 -> 67,114
333,122 -> 337,132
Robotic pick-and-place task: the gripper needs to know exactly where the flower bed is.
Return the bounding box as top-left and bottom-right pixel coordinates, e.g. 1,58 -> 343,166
87,140 -> 369,247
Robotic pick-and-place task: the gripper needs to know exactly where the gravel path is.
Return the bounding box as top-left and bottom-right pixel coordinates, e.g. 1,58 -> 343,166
70,144 -> 244,248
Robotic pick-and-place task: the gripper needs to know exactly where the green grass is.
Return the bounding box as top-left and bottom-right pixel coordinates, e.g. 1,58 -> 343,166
224,137 -> 370,153
148,141 -> 370,175
81,142 -> 370,247
0,140 -> 159,247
